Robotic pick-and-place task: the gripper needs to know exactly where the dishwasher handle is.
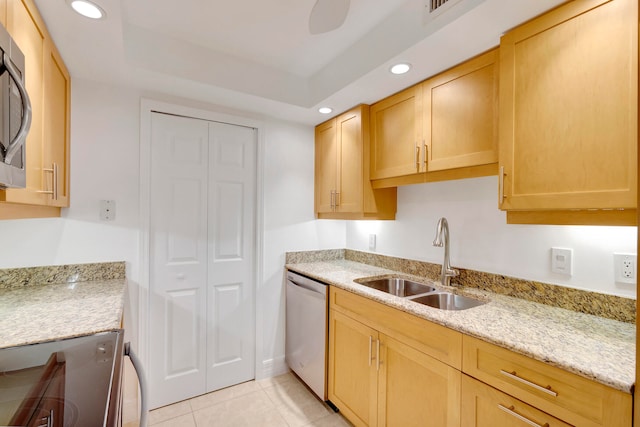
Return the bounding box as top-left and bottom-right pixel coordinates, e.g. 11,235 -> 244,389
286,271 -> 327,296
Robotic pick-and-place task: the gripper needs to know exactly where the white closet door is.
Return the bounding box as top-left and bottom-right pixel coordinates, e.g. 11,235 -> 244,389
149,112 -> 209,408
148,113 -> 257,409
206,122 -> 256,391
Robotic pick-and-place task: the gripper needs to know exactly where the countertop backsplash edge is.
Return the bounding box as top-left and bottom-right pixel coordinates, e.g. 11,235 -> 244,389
286,248 -> 635,323
0,261 -> 127,289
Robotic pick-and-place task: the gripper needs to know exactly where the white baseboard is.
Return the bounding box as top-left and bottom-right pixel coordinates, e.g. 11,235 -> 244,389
257,356 -> 289,380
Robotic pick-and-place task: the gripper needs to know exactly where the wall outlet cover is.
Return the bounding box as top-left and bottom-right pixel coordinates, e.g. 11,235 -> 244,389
368,234 -> 376,251
550,247 -> 573,276
100,199 -> 116,221
614,253 -> 636,284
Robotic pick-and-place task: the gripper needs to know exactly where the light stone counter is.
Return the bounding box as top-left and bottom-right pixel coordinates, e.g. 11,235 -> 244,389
0,275 -> 126,349
286,259 -> 635,394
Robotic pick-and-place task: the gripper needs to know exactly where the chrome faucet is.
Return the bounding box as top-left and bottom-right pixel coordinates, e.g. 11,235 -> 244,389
433,217 -> 459,287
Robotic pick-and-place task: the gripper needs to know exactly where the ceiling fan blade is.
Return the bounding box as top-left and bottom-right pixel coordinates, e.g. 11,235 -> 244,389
309,0 -> 350,34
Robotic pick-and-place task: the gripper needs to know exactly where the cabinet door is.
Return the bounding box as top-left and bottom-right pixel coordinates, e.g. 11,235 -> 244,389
0,0 -> 6,26
378,334 -> 461,427
328,309 -> 378,427
315,118 -> 338,214
336,108 -> 363,213
499,0 -> 637,211
42,42 -> 70,207
423,49 -> 498,172
3,0 -> 47,206
461,375 -> 571,427
370,86 -> 423,180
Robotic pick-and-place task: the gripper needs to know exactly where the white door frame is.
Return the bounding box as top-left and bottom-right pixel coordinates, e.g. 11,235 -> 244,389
138,98 -> 265,386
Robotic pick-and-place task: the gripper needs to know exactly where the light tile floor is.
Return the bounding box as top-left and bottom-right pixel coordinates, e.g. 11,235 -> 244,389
146,373 -> 353,427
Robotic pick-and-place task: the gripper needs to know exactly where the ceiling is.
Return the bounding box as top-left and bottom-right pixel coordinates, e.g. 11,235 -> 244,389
34,0 -> 565,125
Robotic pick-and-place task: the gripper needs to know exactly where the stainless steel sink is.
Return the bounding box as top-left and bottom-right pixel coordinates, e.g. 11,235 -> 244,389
357,277 -> 436,297
409,292 -> 486,311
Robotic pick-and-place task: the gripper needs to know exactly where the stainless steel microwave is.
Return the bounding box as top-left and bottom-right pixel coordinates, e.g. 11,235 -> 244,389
0,21 -> 31,189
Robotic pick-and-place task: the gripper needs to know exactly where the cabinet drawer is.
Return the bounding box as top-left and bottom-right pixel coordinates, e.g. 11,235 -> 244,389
330,286 -> 462,369
462,374 -> 571,427
462,335 -> 632,427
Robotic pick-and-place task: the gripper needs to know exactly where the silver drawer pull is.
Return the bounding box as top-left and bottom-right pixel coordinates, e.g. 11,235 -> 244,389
498,404 -> 549,427
500,370 -> 558,397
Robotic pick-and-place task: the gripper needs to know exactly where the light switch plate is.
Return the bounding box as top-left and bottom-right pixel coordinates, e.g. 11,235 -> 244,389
551,247 -> 573,276
369,234 -> 376,251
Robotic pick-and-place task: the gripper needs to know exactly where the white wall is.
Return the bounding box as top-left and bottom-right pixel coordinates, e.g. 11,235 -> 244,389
0,79 -> 140,270
0,78 -> 344,379
346,176 -> 637,298
260,119 -> 345,376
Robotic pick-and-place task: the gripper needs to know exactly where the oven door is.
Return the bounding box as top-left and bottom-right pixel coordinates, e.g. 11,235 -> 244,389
0,330 -> 124,427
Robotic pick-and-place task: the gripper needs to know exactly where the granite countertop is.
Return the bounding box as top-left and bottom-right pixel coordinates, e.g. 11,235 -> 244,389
286,259 -> 636,394
0,278 -> 127,349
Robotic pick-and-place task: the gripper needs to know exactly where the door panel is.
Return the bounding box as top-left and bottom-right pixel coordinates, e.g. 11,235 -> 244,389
378,334 -> 461,427
337,111 -> 363,213
328,310 -> 378,427
209,283 -> 243,365
315,119 -> 338,213
165,288 -> 201,377
206,122 -> 256,391
149,113 -> 209,408
213,182 -> 244,259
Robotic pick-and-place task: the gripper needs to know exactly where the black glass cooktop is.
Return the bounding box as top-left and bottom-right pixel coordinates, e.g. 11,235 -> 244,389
0,330 -> 123,427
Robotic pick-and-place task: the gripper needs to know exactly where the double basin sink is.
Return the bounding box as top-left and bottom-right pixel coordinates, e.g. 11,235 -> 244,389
355,277 -> 485,311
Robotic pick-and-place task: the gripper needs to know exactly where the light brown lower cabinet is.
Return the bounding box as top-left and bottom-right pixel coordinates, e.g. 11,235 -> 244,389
327,286 -> 633,427
462,335 -> 632,427
461,374 -> 571,427
328,287 -> 461,427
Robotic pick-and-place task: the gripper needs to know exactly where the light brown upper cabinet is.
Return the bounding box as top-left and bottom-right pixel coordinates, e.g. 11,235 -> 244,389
370,49 -> 499,189
369,85 -> 423,182
423,48 -> 498,172
315,105 -> 396,220
0,0 -> 71,219
499,0 -> 637,225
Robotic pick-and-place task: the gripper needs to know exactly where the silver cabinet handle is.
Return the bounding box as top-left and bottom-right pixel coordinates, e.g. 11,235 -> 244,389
38,163 -> 59,200
37,409 -> 54,427
415,145 -> 420,170
368,335 -> 373,367
499,165 -> 505,205
500,370 -> 558,397
335,191 -> 340,207
498,405 -> 549,427
3,52 -> 32,165
423,143 -> 428,171
376,339 -> 380,371
53,163 -> 59,201
330,190 -> 335,210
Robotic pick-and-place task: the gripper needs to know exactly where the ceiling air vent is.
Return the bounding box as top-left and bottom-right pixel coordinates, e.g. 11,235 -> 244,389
423,0 -> 484,26
430,0 -> 450,12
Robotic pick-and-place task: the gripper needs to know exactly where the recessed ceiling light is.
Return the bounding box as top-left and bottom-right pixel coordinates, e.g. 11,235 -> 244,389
318,107 -> 333,114
390,63 -> 411,75
67,0 -> 106,19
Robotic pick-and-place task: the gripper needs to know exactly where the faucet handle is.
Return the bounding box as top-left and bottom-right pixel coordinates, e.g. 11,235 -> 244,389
447,267 -> 459,277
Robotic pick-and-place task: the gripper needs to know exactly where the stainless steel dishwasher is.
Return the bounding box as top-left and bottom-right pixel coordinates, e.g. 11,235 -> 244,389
285,270 -> 328,400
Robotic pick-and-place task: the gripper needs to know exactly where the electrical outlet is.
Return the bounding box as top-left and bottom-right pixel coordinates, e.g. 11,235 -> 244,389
369,234 -> 376,251
614,253 -> 636,284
